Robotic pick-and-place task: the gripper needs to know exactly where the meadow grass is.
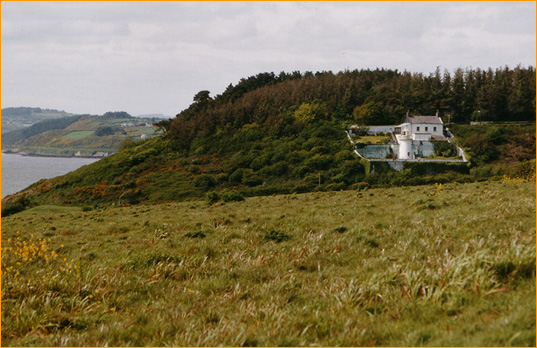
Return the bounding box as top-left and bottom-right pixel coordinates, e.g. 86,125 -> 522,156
1,179 -> 535,346
62,131 -> 95,141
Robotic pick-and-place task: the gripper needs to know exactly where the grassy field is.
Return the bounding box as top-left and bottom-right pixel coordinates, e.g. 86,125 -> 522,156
62,131 -> 95,140
1,179 -> 535,346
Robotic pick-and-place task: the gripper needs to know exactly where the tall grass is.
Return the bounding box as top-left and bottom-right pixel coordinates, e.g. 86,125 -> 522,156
1,179 -> 535,346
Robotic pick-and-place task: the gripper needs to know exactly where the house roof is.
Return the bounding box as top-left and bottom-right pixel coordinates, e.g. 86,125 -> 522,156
405,116 -> 443,125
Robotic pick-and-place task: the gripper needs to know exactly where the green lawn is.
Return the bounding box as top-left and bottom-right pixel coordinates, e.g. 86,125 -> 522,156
62,131 -> 95,140
1,179 -> 535,346
354,135 -> 393,144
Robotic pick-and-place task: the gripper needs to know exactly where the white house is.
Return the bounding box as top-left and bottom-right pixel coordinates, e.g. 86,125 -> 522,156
393,112 -> 444,160
396,112 -> 444,141
352,111 -> 449,160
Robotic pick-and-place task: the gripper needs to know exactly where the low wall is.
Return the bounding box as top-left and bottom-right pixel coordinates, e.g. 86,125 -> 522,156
356,144 -> 398,159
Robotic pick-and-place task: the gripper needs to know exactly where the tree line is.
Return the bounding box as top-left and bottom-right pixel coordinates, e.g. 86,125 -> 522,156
166,66 -> 535,148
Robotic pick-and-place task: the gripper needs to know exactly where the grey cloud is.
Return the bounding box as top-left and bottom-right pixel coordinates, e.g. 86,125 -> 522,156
1,1 -> 535,116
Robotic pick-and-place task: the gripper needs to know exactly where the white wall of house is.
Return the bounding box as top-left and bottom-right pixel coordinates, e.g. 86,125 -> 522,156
399,123 -> 411,135
410,123 -> 443,137
413,133 -> 432,141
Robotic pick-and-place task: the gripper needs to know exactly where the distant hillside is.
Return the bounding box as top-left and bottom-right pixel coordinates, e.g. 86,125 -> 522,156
2,111 -> 162,156
2,67 -> 535,209
134,113 -> 169,119
1,107 -> 74,134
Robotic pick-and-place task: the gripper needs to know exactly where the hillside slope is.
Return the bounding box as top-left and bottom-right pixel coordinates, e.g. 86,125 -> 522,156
2,68 -> 535,209
2,111 -> 162,156
1,107 -> 74,134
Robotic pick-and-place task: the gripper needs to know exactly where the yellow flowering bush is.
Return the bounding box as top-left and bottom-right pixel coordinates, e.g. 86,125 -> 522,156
1,233 -> 80,294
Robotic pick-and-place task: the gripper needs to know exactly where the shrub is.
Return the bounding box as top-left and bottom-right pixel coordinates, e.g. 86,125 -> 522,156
304,173 -> 323,186
229,151 -> 253,170
285,151 -> 302,164
215,173 -> 229,184
242,170 -> 263,187
486,127 -> 504,144
305,154 -> 333,171
350,182 -> 370,191
432,141 -> 457,157
206,191 -> 220,205
1,197 -> 31,217
291,166 -> 310,178
119,137 -> 136,151
326,182 -> 347,191
250,157 -> 265,171
189,165 -> 201,174
229,168 -> 245,184
462,133 -> 499,163
341,160 -> 364,178
311,146 -> 330,154
193,174 -> 217,191
221,189 -> 245,202
121,189 -> 143,205
241,186 -> 292,197
331,174 -> 347,183
267,161 -> 289,176
292,184 -> 312,194
509,159 -> 536,179
335,150 -> 354,163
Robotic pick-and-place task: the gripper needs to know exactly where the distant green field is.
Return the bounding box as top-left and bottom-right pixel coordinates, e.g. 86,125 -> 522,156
62,131 -> 94,140
1,179 -> 534,346
100,118 -> 136,125
129,126 -> 158,134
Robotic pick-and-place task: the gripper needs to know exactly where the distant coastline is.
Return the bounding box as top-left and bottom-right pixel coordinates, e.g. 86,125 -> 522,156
2,149 -> 109,159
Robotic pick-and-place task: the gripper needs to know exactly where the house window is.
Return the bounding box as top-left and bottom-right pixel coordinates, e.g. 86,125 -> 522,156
434,127 -> 437,131
416,127 -> 420,131
425,127 -> 428,131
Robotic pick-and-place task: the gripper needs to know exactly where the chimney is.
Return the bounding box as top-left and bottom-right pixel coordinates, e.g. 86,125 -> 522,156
406,109 -> 409,117
436,110 -> 439,117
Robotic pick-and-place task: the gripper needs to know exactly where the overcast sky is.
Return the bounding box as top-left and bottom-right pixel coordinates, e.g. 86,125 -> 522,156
2,1 -> 535,117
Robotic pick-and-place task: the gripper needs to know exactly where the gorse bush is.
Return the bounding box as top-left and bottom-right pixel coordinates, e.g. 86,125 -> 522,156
221,189 -> 245,202
509,159 -> 536,179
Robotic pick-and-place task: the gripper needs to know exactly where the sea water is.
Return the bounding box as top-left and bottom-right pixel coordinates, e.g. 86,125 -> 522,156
1,153 -> 99,199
